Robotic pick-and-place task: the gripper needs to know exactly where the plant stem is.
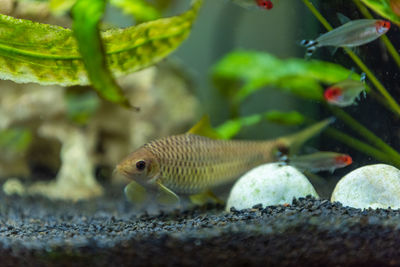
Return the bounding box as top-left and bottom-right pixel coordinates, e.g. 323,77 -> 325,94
328,105 -> 400,160
324,126 -> 400,168
304,116 -> 400,167
302,0 -> 400,117
353,0 -> 400,69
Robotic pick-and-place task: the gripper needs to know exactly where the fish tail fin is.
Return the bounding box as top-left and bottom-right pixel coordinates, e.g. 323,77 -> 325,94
278,117 -> 334,155
300,40 -> 318,57
300,39 -> 317,48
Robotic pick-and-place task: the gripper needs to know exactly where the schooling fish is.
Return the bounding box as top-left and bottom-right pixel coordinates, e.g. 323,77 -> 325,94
286,152 -> 352,173
324,77 -> 366,107
231,0 -> 273,10
301,19 -> 390,57
116,117 -> 332,205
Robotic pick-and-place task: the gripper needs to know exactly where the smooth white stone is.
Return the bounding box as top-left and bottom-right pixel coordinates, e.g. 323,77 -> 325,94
226,163 -> 318,211
331,164 -> 400,209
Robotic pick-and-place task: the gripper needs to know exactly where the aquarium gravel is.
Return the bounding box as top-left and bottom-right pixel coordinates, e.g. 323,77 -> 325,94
0,185 -> 400,266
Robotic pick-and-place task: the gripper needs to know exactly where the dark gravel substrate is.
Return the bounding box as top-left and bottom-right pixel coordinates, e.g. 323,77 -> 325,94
0,184 -> 400,267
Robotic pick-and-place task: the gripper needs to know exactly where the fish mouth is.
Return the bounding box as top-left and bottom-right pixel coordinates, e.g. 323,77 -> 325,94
115,163 -> 132,178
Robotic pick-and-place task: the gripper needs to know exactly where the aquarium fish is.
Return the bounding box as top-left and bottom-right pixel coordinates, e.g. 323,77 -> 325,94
324,76 -> 366,107
286,152 -> 352,173
116,116 -> 332,205
231,0 -> 273,10
300,19 -> 390,57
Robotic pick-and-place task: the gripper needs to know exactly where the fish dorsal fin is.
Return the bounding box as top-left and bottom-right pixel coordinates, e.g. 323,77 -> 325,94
337,13 -> 351,25
124,181 -> 148,204
156,181 -> 180,205
187,115 -> 222,139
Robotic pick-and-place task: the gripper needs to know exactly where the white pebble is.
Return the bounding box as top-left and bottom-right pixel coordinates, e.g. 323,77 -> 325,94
331,164 -> 400,209
226,163 -> 318,211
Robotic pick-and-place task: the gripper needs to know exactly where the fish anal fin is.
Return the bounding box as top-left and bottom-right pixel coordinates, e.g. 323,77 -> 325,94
189,190 -> 224,206
187,115 -> 222,139
124,181 -> 148,204
328,46 -> 339,56
156,182 -> 180,205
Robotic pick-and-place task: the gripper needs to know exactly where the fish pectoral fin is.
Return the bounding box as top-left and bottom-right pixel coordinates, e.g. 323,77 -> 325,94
124,181 -> 148,204
189,190 -> 224,206
156,182 -> 180,205
187,115 -> 222,139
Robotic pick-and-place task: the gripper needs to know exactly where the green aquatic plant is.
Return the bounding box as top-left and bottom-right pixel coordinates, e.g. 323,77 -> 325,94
215,111 -> 305,140
302,0 -> 400,116
212,49 -> 400,168
0,0 -> 202,106
353,0 -> 400,68
360,0 -> 400,24
51,0 -> 160,21
0,128 -> 32,154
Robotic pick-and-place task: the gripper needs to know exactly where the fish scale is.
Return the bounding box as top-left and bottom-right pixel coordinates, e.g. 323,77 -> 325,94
144,134 -> 280,194
117,118 -> 332,204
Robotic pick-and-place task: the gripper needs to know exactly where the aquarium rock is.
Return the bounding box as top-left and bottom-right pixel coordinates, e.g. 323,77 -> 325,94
226,163 -> 318,211
0,63 -> 199,200
331,164 -> 400,209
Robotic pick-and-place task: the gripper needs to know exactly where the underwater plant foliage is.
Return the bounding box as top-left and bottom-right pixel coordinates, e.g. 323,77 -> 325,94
51,0 -> 161,21
0,0 -> 202,106
72,0 -> 131,107
212,50 -> 362,103
109,0 -> 161,22
215,111 -> 305,140
209,1 -> 400,170
361,0 -> 400,24
0,128 -> 32,155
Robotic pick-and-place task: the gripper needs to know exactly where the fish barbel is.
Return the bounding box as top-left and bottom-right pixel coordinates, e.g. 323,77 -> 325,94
117,117 -> 332,205
301,19 -> 390,57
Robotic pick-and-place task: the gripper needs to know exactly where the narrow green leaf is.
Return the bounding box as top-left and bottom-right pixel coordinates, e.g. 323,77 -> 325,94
50,0 -> 77,15
72,0 -> 131,107
216,114 -> 262,139
361,0 -> 400,24
0,0 -> 202,88
264,110 -> 305,125
0,128 -> 32,153
110,0 -> 160,22
212,50 -> 361,103
215,110 -> 305,139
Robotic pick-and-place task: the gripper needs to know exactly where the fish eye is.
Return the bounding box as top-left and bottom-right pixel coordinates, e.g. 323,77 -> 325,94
136,160 -> 146,171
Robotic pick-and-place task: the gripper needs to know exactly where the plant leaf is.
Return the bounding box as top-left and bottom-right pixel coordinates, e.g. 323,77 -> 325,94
0,0 -> 202,88
361,0 -> 400,24
212,50 -> 361,103
72,0 -> 131,107
50,0 -> 77,15
216,114 -> 262,139
110,0 -> 161,22
0,128 -> 32,153
215,110 -> 305,139
264,110 -> 305,125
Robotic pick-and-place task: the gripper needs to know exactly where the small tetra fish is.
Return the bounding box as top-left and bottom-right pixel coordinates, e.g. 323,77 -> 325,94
286,152 -> 352,173
116,116 -> 332,206
231,0 -> 273,10
301,19 -> 390,57
324,76 -> 366,107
